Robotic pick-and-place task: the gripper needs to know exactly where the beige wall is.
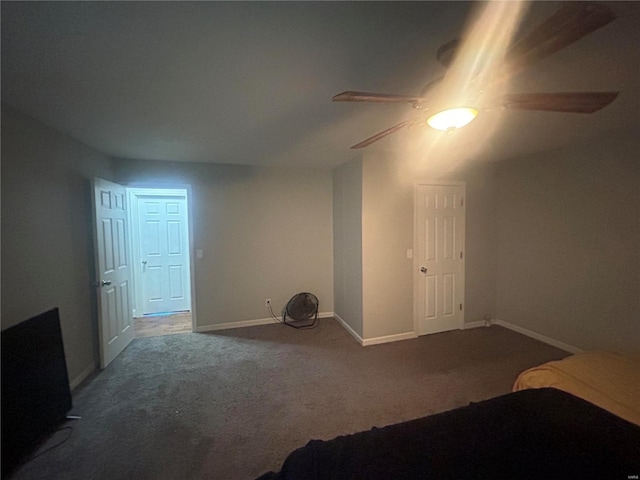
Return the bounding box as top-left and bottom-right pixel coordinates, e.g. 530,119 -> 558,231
361,152 -> 414,338
9,92 -> 634,387
353,129 -> 639,352
495,130 -> 640,353
459,163 -> 499,325
1,104 -> 115,385
332,157 -> 363,336
113,159 -> 334,328
1,105 -> 334,385
334,149 -> 499,341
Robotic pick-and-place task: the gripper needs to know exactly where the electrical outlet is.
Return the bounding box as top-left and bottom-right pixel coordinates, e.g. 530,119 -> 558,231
265,298 -> 271,307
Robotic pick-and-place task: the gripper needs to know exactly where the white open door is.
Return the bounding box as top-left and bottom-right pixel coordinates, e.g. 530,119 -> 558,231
415,182 -> 465,335
92,178 -> 135,368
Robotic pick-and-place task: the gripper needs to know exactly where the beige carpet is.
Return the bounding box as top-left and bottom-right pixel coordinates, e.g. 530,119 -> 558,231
11,318 -> 568,480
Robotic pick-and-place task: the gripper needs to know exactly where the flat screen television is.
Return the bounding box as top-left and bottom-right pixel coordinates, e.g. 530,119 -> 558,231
1,307 -> 73,478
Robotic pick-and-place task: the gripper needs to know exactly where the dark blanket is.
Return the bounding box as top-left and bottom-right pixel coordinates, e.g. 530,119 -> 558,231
257,388 -> 640,480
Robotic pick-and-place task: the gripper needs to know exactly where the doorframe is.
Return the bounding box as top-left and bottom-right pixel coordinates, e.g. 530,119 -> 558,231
412,180 -> 466,336
125,185 -> 197,331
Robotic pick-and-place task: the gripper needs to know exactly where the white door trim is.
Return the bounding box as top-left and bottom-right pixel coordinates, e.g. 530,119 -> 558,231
126,186 -> 197,331
413,180 -> 466,336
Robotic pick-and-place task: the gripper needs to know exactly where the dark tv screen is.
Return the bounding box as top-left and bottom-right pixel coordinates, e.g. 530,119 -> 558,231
1,308 -> 73,478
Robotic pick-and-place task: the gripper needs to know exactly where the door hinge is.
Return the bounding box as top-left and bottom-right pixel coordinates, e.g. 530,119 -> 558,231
460,251 -> 463,259
460,303 -> 463,311
460,197 -> 464,207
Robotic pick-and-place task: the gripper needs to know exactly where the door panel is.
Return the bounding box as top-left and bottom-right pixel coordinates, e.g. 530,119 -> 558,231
92,178 -> 135,368
416,184 -> 465,335
169,265 -> 184,299
136,194 -> 191,315
167,221 -> 182,254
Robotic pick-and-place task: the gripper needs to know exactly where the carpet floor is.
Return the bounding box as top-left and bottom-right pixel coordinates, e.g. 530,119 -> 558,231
10,318 -> 568,480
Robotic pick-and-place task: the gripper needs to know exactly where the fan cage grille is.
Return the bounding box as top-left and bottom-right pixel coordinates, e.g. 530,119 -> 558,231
283,292 -> 319,329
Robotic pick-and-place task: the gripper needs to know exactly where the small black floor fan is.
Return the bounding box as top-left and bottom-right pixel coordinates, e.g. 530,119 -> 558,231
283,292 -> 319,329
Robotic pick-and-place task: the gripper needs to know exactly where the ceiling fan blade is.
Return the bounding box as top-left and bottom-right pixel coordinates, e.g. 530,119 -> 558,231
436,39 -> 461,68
333,91 -> 427,104
500,92 -> 619,113
351,121 -> 411,149
503,2 -> 615,79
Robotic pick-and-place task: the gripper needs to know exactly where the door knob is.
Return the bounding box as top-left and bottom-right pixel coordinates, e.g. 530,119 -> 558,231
141,260 -> 147,264
101,280 -> 112,286
420,267 -> 428,274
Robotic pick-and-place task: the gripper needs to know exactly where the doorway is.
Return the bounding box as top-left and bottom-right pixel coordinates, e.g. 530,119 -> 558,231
414,182 -> 466,335
127,188 -> 194,337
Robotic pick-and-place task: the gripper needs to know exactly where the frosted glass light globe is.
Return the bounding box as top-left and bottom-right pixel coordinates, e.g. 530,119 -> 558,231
427,107 -> 479,131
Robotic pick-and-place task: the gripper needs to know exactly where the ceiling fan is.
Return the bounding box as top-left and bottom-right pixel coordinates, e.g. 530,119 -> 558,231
333,2 -> 619,149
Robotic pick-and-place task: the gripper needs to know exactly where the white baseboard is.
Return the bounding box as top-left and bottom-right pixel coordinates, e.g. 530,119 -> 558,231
493,319 -> 583,354
196,317 -> 276,332
334,313 -> 364,345
362,331 -> 418,346
70,362 -> 96,390
333,313 -> 418,346
196,312 -> 334,333
463,321 -> 487,329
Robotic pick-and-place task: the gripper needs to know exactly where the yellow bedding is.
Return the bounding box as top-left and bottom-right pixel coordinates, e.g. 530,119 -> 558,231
513,351 -> 640,426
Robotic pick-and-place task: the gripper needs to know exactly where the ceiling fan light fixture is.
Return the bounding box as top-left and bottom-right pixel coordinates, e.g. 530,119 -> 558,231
427,107 -> 479,131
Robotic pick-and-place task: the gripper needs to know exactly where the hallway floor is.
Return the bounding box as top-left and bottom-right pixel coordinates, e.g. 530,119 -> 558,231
134,312 -> 192,338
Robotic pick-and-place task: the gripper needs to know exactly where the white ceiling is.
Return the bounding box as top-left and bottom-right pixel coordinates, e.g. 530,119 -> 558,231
2,1 -> 639,168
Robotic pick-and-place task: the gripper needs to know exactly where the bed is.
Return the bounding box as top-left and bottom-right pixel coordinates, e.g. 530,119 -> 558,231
257,353 -> 640,480
513,350 -> 640,426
